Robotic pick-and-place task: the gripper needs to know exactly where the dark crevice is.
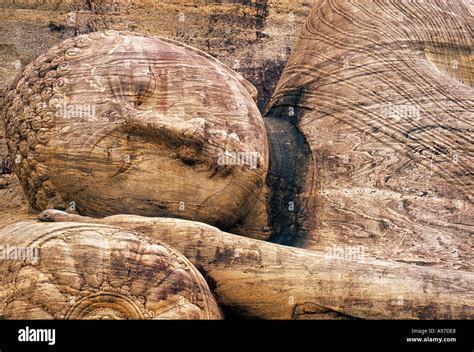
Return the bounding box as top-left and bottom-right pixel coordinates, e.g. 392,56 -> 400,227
263,115 -> 312,247
196,264 -> 263,320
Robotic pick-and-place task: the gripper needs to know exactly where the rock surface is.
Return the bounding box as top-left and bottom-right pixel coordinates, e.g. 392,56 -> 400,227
35,210 -> 474,320
2,31 -> 269,232
0,0 -> 472,320
0,1 -> 311,108
0,0 -> 311,190
0,221 -> 222,319
266,0 -> 473,271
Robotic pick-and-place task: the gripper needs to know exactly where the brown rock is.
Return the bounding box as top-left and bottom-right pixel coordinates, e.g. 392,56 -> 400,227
35,210 -> 474,320
0,1 -> 311,108
2,31 -> 269,233
1,0 -> 472,320
0,220 -> 222,319
265,0 -> 473,271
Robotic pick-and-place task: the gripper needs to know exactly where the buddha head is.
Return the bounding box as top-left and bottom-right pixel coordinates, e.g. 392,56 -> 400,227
3,31 -> 269,229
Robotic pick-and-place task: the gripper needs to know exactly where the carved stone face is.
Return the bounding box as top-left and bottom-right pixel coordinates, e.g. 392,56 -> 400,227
3,31 -> 269,228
